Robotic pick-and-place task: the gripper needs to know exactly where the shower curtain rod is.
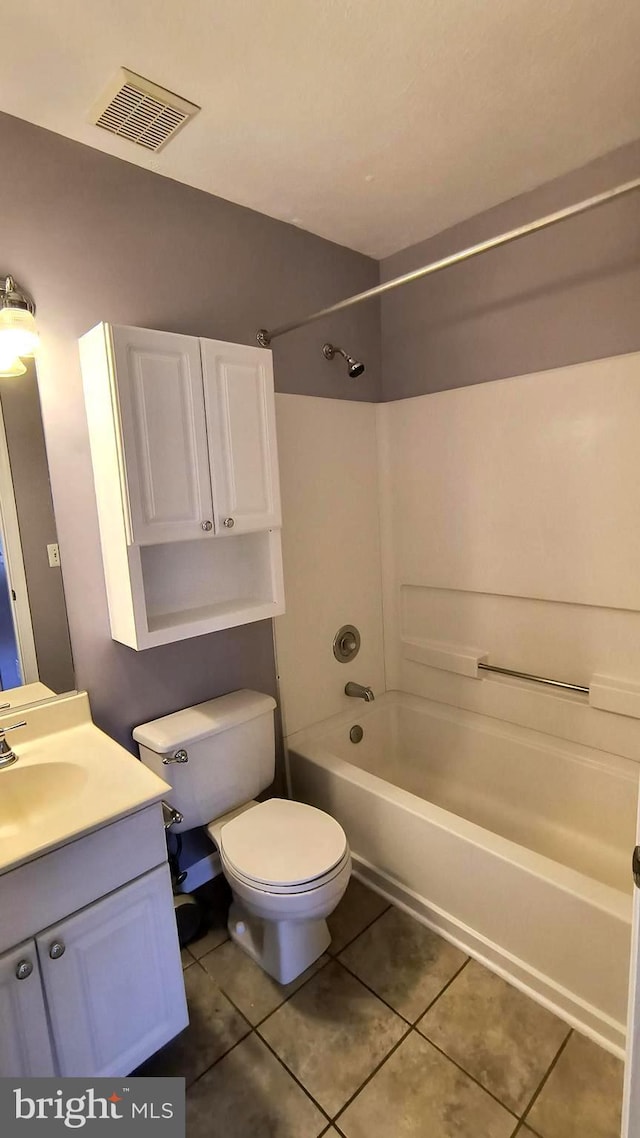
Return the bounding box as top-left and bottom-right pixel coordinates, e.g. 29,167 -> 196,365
256,176 -> 640,347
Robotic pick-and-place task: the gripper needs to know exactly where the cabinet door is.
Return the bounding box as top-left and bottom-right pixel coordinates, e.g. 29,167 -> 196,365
111,325 -> 214,544
37,865 -> 188,1077
201,339 -> 282,533
0,940 -> 55,1076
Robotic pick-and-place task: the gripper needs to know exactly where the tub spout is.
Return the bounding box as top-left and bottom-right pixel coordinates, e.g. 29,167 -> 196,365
345,682 -> 375,702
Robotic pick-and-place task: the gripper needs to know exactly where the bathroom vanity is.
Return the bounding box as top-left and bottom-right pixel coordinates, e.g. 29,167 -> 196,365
0,691 -> 187,1077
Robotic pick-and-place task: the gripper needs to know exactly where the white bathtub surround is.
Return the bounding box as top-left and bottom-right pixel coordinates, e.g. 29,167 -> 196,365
590,675 -> 640,720
287,691 -> 635,1053
377,351 -> 640,761
274,394 -> 385,737
401,637 -> 486,679
379,352 -> 640,611
275,352 -> 640,1055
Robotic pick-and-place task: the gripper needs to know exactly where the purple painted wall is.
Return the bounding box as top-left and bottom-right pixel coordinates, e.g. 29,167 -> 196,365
3,104 -> 638,765
380,138 -> 640,399
0,110 -> 380,751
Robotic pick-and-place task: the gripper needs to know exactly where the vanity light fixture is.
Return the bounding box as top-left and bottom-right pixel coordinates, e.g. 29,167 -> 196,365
0,357 -> 27,378
0,276 -> 38,375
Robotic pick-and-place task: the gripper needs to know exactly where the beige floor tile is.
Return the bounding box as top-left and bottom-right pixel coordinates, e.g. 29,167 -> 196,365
181,946 -> 193,969
137,962 -> 250,1085
340,907 -> 467,1021
338,1031 -> 515,1138
418,959 -> 568,1113
200,937 -> 329,1025
526,1032 -> 623,1138
259,960 -> 406,1116
188,923 -> 229,958
327,878 -> 389,954
186,1033 -> 326,1138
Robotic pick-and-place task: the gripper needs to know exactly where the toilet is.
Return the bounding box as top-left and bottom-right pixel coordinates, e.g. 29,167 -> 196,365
133,690 -> 351,984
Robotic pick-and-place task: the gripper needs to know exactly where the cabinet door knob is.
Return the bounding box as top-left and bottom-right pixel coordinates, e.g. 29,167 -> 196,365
16,959 -> 33,980
49,942 -> 65,960
201,520 -> 213,532
223,517 -> 235,528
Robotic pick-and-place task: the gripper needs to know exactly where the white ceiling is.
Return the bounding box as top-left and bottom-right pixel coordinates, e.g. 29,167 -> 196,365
2,0 -> 639,258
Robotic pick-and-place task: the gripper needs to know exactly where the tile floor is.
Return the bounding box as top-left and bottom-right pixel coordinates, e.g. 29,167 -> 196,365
140,877 -> 624,1137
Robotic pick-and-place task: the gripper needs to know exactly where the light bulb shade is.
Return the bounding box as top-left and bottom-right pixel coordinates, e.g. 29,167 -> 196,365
0,307 -> 39,356
0,340 -> 22,370
0,357 -> 27,378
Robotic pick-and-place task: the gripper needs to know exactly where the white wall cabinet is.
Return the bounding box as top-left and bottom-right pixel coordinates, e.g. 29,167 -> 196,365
111,326 -> 214,546
201,338 -> 281,534
80,323 -> 285,649
0,865 -> 187,1078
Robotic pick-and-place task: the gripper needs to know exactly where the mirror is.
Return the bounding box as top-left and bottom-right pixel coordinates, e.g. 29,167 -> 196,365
0,358 -> 74,706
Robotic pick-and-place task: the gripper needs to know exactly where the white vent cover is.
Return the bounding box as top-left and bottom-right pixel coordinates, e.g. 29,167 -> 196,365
90,68 -> 200,152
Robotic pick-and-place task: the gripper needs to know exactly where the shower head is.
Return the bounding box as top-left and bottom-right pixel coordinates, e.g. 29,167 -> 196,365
322,342 -> 365,378
346,357 -> 365,378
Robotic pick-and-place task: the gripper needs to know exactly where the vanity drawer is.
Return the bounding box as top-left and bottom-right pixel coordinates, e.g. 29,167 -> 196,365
0,804 -> 167,953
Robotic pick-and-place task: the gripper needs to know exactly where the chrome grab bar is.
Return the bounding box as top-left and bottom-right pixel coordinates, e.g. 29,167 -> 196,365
478,662 -> 588,695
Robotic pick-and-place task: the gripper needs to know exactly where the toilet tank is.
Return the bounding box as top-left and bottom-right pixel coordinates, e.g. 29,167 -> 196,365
133,690 -> 277,832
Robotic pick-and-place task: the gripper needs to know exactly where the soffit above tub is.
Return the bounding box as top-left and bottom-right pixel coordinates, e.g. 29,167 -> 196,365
1,0 -> 639,258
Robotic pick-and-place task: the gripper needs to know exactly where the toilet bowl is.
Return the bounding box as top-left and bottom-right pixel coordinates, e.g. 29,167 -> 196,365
208,798 -> 351,983
133,691 -> 351,986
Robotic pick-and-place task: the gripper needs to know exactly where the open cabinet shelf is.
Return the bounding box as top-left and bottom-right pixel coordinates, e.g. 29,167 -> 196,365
136,530 -> 284,647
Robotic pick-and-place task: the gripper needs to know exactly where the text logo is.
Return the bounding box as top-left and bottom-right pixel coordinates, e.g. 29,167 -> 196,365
1,1078 -> 185,1136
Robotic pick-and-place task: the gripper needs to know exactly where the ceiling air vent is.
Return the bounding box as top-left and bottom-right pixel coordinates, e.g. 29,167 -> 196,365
90,68 -> 200,152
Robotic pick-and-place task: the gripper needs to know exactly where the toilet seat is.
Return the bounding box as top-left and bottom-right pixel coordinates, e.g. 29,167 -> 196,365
221,846 -> 351,896
219,798 -> 348,892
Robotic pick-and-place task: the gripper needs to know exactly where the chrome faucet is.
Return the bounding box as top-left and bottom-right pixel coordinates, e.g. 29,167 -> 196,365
345,682 -> 375,703
0,720 -> 26,769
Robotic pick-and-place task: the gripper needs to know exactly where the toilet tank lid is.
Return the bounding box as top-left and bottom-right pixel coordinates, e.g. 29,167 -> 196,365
132,690 -> 277,753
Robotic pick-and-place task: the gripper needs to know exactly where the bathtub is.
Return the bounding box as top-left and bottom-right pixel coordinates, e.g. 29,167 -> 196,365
286,690 -> 637,1053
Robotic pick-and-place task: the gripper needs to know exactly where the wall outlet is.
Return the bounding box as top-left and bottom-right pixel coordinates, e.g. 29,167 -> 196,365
47,543 -> 60,568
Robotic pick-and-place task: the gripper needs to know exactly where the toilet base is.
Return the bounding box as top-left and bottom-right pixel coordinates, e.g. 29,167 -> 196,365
228,898 -> 331,985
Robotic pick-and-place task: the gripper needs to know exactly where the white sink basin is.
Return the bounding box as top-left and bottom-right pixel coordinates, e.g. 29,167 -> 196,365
0,761 -> 88,839
0,691 -> 170,874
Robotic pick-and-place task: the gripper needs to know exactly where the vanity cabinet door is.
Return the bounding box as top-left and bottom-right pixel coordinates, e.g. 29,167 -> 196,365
0,940 -> 55,1076
201,338 -> 281,533
37,864 -> 188,1077
111,325 -> 214,544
